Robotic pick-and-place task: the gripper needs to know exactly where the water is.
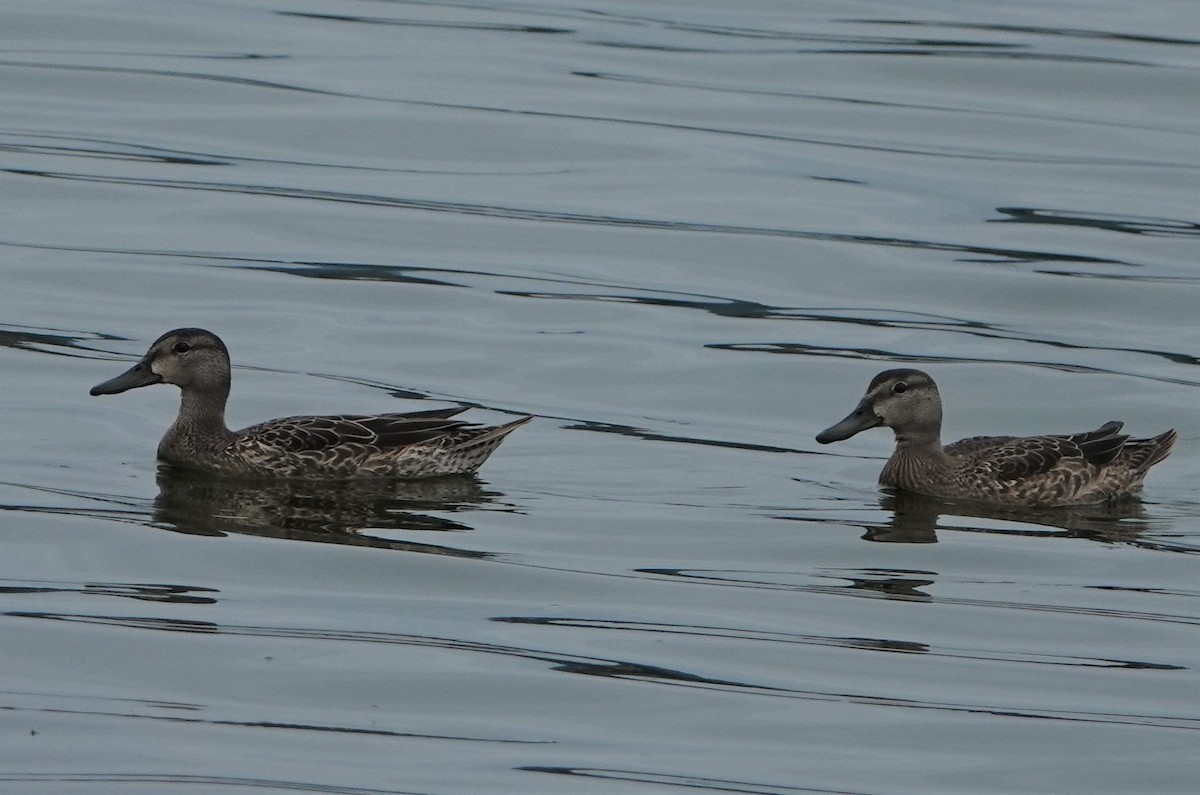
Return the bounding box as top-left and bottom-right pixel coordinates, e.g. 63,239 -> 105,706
2,1 -> 1198,792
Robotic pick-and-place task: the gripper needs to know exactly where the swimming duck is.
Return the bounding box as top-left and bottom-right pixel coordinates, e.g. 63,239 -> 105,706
90,328 -> 531,479
816,369 -> 1176,507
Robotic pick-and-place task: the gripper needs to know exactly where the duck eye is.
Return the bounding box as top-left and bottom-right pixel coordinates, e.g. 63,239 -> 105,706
893,382 -> 908,394
173,342 -> 191,354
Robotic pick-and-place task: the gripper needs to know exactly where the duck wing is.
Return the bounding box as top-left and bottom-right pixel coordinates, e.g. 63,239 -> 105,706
241,413 -> 473,453
966,422 -> 1129,482
944,434 -> 1019,458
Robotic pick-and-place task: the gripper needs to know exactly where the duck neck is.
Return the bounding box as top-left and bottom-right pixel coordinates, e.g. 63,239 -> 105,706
881,427 -> 951,491
160,385 -> 234,462
178,388 -> 230,434
894,426 -> 944,452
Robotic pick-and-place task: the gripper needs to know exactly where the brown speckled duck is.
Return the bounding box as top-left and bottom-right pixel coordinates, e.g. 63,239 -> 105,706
816,369 -> 1176,507
90,328 -> 530,479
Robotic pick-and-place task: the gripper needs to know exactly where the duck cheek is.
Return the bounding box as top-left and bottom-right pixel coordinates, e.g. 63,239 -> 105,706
149,359 -> 180,384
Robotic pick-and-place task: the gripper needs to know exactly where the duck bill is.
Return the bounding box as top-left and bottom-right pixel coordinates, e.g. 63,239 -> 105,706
816,399 -> 882,444
90,358 -> 162,396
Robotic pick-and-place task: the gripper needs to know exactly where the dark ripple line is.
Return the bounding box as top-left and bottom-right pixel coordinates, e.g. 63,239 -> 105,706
0,773 -> 429,794
380,1 -> 1186,54
0,323 -> 123,358
637,568 -> 1200,626
562,419 -> 807,456
644,23 -> 1013,49
575,71 -> 1198,136
0,49 -> 286,61
817,500 -> 1197,555
0,478 -> 151,508
10,612 -> 1196,730
493,616 -> 1182,670
279,10 -> 571,34
0,476 -> 501,557
0,474 -> 159,529
11,252 -> 1191,378
588,40 -> 1154,67
0,579 -> 217,605
0,318 -> 493,408
0,128 -> 557,175
858,18 -> 1200,47
521,766 -> 870,795
565,6 -> 1184,71
1040,269 -> 1200,284
494,291 -> 1200,378
0,58 -> 1187,166
708,343 -> 1200,388
5,168 -> 1125,266
1,698 -> 546,746
2,687 -> 200,710
0,140 -> 222,166
995,207 -> 1200,238
0,503 -> 149,526
609,9 -> 1200,49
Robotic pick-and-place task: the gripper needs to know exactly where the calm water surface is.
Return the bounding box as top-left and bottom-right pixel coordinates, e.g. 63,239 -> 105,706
2,1 -> 1198,793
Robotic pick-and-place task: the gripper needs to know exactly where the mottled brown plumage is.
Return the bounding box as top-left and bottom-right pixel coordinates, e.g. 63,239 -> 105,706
90,328 -> 530,479
816,369 -> 1176,507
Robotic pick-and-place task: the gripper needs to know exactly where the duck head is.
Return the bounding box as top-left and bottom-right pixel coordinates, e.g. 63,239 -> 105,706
816,368 -> 943,444
90,328 -> 231,397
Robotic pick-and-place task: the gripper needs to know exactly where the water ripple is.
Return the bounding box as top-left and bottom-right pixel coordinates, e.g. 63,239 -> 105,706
1,56 -> 1188,165
0,129 -> 566,176
521,765 -> 879,795
994,207 -> 1200,238
1,688 -> 538,746
711,343 -> 1200,387
0,580 -> 216,605
0,323 -> 121,358
9,612 -> 1196,731
0,775 -> 427,795
278,11 -> 573,36
0,474 -> 507,556
0,168 -> 1127,262
493,616 -> 1182,670
636,568 -> 1200,626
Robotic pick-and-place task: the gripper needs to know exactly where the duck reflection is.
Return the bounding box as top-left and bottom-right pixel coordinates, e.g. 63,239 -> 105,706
153,466 -> 507,557
866,489 -> 1153,545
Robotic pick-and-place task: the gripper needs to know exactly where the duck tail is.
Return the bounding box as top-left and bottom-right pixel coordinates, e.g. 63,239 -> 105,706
1124,429 -> 1177,473
1143,429 -> 1177,469
445,416 -> 532,474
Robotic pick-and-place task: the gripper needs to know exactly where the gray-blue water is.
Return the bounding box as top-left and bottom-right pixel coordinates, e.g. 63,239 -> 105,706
2,1 -> 1198,793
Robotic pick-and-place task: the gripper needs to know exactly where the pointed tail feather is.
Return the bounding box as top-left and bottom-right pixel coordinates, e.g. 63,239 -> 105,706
1141,429 -> 1177,470
1123,429 -> 1176,473
451,416 -> 533,450
448,416 -> 532,474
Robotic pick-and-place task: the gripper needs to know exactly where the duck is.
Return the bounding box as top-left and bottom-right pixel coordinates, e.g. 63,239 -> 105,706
90,328 -> 531,479
815,368 -> 1176,507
